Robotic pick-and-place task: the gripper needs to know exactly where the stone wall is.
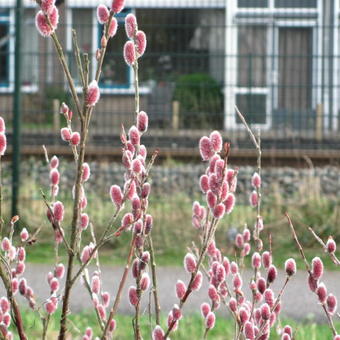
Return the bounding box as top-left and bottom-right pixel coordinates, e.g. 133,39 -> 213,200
3,160 -> 339,202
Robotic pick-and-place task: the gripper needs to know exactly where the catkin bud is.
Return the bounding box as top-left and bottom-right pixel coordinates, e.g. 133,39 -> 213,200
261,303 -> 271,320
213,203 -> 225,219
124,41 -> 136,65
250,190 -> 258,207
208,285 -> 219,302
97,4 -> 109,24
82,163 -> 91,182
176,280 -> 186,300
224,193 -> 235,214
243,228 -> 251,242
137,111 -> 148,133
285,258 -> 296,276
316,283 -> 327,303
311,257 -> 323,280
20,228 -> 29,242
199,136 -> 214,161
60,127 -> 71,141
205,312 -> 215,330
327,294 -> 337,314
0,297 -> 10,313
244,321 -> 255,340
70,132 -> 80,146
326,237 -> 336,254
135,30 -> 147,57
50,277 -> 59,292
35,10 -> 54,36
192,271 -> 203,291
252,252 -> 261,269
152,326 -> 165,340
209,130 -> 223,153
111,0 -> 125,13
86,80 -> 100,107
262,251 -> 272,269
184,253 -> 196,273
128,286 -> 138,306
91,275 -> 101,294
53,201 -> 64,222
128,126 -> 140,146
50,169 -> 60,186
264,289 -> 274,307
251,172 -> 261,188
140,273 -> 150,291
239,307 -> 250,324
50,155 -> 59,169
110,185 -> 123,207
233,273 -> 242,290
125,13 -> 137,38
267,265 -> 277,284
201,302 -> 210,318
200,175 -> 209,193
54,263 -> 65,279
108,17 -> 118,37
1,237 -> 11,252
0,117 -> 5,133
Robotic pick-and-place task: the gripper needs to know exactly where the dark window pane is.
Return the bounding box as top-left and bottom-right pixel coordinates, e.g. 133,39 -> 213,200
237,26 -> 267,87
136,8 -> 225,84
71,9 -> 93,83
275,0 -> 316,8
278,27 -> 312,111
101,9 -> 131,87
238,0 -> 268,7
22,9 -> 39,86
0,23 -> 9,84
236,94 -> 266,124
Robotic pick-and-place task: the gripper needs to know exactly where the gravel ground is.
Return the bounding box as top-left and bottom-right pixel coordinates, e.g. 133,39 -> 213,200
8,264 -> 340,322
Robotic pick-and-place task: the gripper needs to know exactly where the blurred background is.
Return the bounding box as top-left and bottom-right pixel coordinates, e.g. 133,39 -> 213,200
0,0 -> 339,264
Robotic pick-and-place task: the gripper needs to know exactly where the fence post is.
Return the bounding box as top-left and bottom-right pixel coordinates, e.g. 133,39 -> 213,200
53,99 -> 60,144
11,0 -> 23,217
172,100 -> 179,130
315,103 -> 323,142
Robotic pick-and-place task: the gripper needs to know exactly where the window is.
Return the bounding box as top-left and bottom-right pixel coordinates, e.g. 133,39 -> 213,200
0,10 -> 9,87
236,25 -> 268,125
238,0 -> 268,8
22,9 -> 39,88
275,0 -> 317,8
99,9 -> 131,89
70,9 -> 93,84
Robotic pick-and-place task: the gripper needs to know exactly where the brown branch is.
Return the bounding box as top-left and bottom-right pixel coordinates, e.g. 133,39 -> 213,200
101,235 -> 136,339
147,235 -> 161,325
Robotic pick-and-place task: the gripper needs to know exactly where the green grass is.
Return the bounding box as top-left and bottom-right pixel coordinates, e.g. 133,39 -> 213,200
13,309 -> 340,339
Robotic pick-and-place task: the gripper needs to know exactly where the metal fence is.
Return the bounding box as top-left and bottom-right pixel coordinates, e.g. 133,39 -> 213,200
1,0 -> 340,156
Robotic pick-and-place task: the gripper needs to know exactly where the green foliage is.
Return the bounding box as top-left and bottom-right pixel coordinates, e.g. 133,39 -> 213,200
173,73 -> 223,129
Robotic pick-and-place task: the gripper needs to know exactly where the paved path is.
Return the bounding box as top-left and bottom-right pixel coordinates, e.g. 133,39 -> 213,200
3,264 -> 340,322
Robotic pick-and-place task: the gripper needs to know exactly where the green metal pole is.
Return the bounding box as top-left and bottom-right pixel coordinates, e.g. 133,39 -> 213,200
12,0 -> 23,217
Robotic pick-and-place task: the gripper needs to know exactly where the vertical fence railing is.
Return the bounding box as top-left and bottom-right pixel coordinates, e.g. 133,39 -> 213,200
0,1 -> 338,152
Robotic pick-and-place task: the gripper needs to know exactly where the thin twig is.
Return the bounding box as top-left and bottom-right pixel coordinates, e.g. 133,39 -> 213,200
101,235 -> 136,339
147,235 -> 161,325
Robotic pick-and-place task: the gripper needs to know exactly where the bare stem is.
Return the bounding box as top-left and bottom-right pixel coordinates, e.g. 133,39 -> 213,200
101,236 -> 136,339
147,235 -> 161,325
